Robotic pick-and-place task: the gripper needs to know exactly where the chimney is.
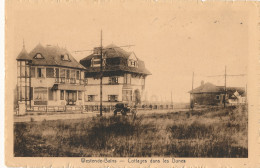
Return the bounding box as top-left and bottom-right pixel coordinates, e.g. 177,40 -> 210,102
201,80 -> 204,86
93,47 -> 101,55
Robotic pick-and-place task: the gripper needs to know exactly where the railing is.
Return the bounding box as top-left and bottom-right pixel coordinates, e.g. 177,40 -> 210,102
26,105 -> 84,113
55,77 -> 87,85
23,104 -> 174,114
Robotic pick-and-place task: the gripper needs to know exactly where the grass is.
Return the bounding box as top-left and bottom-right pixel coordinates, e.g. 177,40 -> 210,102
14,105 -> 248,157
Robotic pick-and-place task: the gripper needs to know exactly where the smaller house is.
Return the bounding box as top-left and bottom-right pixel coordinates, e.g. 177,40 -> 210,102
188,81 -> 246,106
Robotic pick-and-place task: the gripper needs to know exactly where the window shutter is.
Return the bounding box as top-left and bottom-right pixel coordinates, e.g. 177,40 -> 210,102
30,87 -> 33,100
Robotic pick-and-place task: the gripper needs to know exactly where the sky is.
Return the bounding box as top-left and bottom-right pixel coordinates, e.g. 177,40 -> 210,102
6,0 -> 249,103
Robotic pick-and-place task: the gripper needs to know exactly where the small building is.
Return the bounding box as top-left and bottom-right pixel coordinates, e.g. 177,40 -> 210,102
189,81 -> 246,106
80,44 -> 151,111
16,43 -> 86,114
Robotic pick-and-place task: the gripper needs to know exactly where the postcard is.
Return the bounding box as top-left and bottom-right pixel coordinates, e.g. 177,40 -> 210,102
5,0 -> 260,167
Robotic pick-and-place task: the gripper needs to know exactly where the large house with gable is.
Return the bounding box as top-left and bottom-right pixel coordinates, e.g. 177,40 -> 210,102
16,43 -> 87,114
16,43 -> 151,114
189,81 -> 246,106
80,44 -> 151,112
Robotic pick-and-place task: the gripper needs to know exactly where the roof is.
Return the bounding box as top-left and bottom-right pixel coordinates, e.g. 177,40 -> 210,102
18,43 -> 85,69
80,44 -> 151,75
16,47 -> 31,61
189,82 -> 219,93
189,82 -> 245,95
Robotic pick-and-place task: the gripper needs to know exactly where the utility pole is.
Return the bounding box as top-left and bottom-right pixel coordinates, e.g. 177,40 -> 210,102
72,32 -> 135,116
100,30 -> 103,116
224,66 -> 226,108
171,91 -> 173,104
170,91 -> 173,109
190,72 -> 194,110
245,83 -> 247,104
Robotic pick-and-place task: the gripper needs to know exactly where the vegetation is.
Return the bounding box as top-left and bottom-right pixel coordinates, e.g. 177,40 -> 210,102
14,105 -> 248,157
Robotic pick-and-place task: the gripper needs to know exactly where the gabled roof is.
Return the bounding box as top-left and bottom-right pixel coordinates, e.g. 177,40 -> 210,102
80,44 -> 151,75
189,82 -> 245,95
16,47 -> 31,61
26,43 -> 85,69
80,44 -> 132,62
189,82 -> 219,93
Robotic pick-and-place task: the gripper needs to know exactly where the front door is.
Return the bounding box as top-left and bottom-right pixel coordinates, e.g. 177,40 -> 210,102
65,91 -> 77,105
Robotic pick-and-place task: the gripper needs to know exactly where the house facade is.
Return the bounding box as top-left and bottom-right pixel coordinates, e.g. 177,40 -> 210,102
189,81 -> 246,106
80,44 -> 151,112
16,44 -> 87,114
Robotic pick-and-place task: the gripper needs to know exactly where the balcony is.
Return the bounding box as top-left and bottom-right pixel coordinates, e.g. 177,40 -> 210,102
55,77 -> 87,85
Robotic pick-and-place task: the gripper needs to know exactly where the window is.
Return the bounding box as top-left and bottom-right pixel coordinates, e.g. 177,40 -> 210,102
122,90 -> 132,101
128,60 -> 138,67
71,70 -> 75,79
91,56 -> 101,67
88,95 -> 95,101
61,54 -> 70,61
21,87 -> 25,100
109,76 -> 118,84
30,67 -> 35,78
124,74 -> 131,84
108,95 -> 118,102
60,69 -> 65,83
34,87 -> 47,101
34,53 -> 44,59
60,90 -> 64,100
78,91 -> 82,100
66,70 -> 70,79
26,66 -> 30,77
60,69 -> 65,77
21,66 -> 25,77
46,68 -> 54,78
216,95 -> 220,100
48,87 -> 54,100
76,71 -> 80,80
18,86 -> 30,101
37,68 -> 45,78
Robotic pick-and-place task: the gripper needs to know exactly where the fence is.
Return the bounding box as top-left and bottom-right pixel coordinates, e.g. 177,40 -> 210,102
26,105 -> 83,113
19,103 -> 174,114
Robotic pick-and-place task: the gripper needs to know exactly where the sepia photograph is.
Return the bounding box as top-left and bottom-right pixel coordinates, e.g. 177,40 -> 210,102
5,0 -> 260,167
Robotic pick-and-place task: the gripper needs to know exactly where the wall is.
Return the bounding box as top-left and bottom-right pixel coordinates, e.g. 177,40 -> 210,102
192,93 -> 221,105
30,66 -> 85,107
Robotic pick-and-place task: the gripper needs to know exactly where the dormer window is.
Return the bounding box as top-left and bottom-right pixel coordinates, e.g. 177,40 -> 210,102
61,54 -> 70,61
128,53 -> 138,67
34,53 -> 44,59
128,59 -> 138,67
91,56 -> 105,67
